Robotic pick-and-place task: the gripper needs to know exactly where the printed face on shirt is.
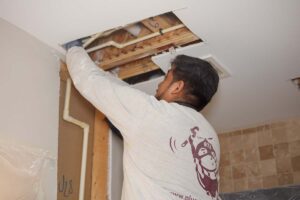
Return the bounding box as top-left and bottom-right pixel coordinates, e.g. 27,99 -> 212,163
179,127 -> 219,199
155,68 -> 174,100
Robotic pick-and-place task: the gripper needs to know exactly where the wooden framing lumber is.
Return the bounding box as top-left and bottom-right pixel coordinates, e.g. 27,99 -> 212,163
61,12 -> 201,82
60,61 -> 70,82
141,16 -> 172,32
99,27 -> 199,70
118,57 -> 159,79
91,111 -> 109,200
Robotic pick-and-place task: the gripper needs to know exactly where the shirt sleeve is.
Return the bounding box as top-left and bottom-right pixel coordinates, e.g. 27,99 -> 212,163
66,47 -> 160,137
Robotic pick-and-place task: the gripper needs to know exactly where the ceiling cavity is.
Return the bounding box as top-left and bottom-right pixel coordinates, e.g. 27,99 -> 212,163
62,12 -> 202,84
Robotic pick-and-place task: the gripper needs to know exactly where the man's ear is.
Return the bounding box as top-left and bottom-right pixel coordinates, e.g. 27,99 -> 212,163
169,80 -> 185,95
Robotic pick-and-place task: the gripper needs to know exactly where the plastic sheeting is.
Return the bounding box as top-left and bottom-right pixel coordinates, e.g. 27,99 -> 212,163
0,140 -> 53,200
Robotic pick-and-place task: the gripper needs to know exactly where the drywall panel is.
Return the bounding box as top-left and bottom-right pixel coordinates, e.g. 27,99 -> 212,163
0,0 -> 186,53
0,18 -> 59,199
58,81 -> 95,200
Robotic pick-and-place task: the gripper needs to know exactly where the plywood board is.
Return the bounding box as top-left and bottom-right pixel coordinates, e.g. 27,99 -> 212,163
57,80 -> 95,200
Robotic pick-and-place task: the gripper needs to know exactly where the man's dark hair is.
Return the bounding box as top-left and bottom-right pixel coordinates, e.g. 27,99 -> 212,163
171,54 -> 219,111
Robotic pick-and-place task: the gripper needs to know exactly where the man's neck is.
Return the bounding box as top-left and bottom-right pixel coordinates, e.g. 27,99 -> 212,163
173,100 -> 198,111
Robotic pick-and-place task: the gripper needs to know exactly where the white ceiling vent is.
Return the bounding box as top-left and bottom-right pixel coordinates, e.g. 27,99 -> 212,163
291,77 -> 300,89
152,43 -> 230,80
201,55 -> 230,79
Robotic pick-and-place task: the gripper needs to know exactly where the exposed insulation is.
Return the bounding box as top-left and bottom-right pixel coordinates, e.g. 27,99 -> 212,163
62,12 -> 202,84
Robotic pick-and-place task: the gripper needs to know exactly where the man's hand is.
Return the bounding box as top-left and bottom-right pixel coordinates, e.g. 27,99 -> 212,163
63,39 -> 83,51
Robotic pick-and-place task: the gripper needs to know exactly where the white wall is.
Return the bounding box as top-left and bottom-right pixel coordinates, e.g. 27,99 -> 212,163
0,18 -> 60,199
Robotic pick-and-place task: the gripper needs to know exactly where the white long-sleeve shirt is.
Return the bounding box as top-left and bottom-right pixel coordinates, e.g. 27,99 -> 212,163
66,47 -> 221,200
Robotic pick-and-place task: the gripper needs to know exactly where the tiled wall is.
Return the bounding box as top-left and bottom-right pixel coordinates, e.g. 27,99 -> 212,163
218,118 -> 300,193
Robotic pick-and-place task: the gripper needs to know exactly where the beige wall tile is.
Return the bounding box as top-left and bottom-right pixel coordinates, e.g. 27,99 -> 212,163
232,164 -> 247,179
230,130 -> 242,137
274,143 -> 289,158
287,128 -> 300,142
220,165 -> 232,180
260,159 -> 277,176
258,128 -> 273,146
293,171 -> 300,184
229,131 -> 243,151
246,162 -> 261,177
219,119 -> 300,191
286,120 -> 300,142
262,175 -> 278,188
289,140 -> 300,157
219,179 -> 233,193
271,121 -> 286,128
242,131 -> 258,149
276,156 -> 292,173
291,156 -> 300,171
277,173 -> 294,186
259,145 -> 274,160
219,134 -> 230,153
244,148 -> 259,163
233,178 -> 248,192
256,125 -> 266,132
272,127 -> 287,144
243,127 -> 257,134
248,177 -> 263,190
230,150 -> 245,164
220,152 -> 231,166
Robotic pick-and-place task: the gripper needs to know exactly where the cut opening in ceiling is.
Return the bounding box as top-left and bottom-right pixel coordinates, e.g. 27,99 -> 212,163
62,11 -> 202,84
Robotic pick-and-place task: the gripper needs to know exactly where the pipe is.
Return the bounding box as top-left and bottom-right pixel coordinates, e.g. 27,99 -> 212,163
86,24 -> 185,53
83,32 -> 104,48
83,27 -> 122,48
63,78 -> 90,200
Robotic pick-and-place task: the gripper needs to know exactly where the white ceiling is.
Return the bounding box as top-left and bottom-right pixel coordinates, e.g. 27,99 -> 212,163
0,0 -> 185,53
1,0 -> 299,132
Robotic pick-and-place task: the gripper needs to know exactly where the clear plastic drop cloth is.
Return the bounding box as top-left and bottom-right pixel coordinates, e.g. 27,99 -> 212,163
0,139 -> 54,200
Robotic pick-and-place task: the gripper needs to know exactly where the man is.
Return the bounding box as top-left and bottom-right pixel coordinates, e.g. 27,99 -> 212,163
66,46 -> 221,200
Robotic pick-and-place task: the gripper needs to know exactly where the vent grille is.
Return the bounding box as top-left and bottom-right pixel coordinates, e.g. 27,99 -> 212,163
291,77 -> 300,89
201,55 -> 230,79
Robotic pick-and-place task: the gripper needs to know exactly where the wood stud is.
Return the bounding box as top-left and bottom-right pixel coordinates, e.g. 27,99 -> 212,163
118,57 -> 159,79
77,12 -> 201,81
98,27 -> 199,70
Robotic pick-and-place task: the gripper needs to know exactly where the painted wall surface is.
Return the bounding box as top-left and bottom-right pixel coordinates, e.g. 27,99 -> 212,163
0,18 -> 60,199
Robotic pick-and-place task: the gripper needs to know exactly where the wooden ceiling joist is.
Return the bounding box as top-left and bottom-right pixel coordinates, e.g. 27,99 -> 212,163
62,12 -> 202,82
141,16 -> 172,32
118,57 -> 159,79
97,27 -> 199,70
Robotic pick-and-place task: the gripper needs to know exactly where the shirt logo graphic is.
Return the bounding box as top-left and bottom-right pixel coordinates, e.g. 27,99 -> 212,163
170,126 -> 219,199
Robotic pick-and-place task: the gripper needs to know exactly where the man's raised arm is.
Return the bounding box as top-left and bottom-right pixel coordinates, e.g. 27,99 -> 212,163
66,47 -> 159,138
